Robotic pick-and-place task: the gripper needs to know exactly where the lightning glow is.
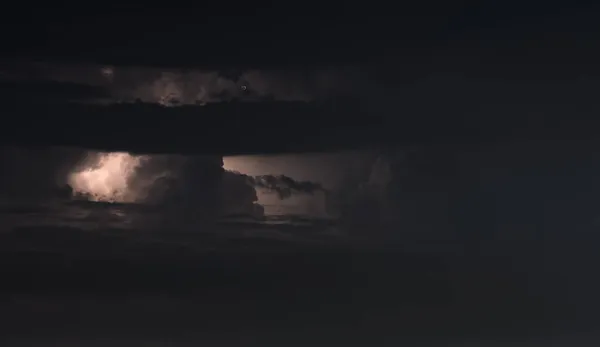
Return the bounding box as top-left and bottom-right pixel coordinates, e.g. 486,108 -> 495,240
68,152 -> 146,203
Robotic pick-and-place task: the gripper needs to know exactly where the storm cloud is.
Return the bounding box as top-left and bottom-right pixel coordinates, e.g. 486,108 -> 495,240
0,63 -> 366,106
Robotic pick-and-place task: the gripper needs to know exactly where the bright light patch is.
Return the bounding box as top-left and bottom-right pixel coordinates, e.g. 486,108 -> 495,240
222,155 -> 332,217
68,152 -> 145,203
100,66 -> 114,80
222,156 -> 252,174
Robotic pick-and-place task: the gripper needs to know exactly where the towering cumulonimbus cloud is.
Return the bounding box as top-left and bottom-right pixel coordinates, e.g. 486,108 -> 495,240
68,152 -> 270,222
0,144 -> 444,232
0,146 -> 230,221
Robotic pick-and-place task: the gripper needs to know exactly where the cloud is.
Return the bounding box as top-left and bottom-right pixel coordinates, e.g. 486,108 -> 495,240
1,63 -> 365,106
116,67 -> 362,105
0,146 -> 89,201
220,170 -> 264,218
0,145 -> 339,223
248,174 -> 327,200
219,170 -> 330,218
0,79 -> 110,103
0,147 -> 237,223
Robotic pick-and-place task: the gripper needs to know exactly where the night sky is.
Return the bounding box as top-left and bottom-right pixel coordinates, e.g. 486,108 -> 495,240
2,2 -> 600,346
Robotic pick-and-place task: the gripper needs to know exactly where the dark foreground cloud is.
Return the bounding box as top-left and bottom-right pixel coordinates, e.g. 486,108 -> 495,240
0,146 -> 89,201
219,171 -> 330,218
220,170 -> 264,218
247,174 -> 327,200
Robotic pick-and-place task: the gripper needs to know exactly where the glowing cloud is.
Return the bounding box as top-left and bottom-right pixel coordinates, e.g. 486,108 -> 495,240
68,152 -> 145,203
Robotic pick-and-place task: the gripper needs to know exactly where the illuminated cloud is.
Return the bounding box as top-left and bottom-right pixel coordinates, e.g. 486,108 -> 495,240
68,152 -> 146,203
3,63 -> 363,106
